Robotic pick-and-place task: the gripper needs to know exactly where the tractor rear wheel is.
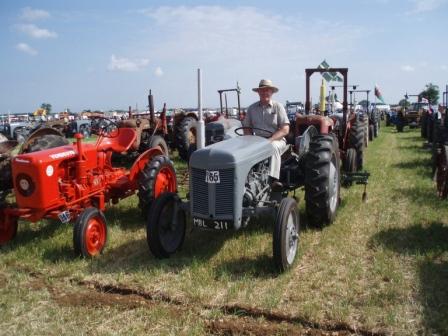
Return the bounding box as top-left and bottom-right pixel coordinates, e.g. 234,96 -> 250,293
273,197 -> 299,272
176,117 -> 197,161
73,207 -> 107,257
0,208 -> 18,246
374,122 -> 378,138
147,192 -> 186,258
349,117 -> 364,170
343,148 -> 357,173
148,135 -> 169,156
305,134 -> 340,228
421,114 -> 428,138
369,124 -> 374,141
138,155 -> 177,219
25,134 -> 69,153
435,145 -> 448,198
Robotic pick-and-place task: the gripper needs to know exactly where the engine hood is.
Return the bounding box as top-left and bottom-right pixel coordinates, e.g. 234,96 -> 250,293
190,135 -> 273,170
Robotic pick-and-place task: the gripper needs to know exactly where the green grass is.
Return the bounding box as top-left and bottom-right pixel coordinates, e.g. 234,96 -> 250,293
1,125 -> 447,335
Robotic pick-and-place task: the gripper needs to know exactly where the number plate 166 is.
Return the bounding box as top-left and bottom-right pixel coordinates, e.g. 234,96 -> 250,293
205,170 -> 220,183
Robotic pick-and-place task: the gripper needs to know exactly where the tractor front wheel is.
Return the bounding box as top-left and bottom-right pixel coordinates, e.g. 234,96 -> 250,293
0,209 -> 18,246
138,155 -> 177,219
273,197 -> 299,272
147,192 -> 186,258
73,207 -> 107,257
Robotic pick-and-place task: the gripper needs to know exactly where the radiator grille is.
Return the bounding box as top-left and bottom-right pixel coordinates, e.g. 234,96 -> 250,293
191,168 -> 234,216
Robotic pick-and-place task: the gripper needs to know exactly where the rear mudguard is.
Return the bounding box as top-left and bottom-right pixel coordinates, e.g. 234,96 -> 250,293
19,127 -> 64,154
128,146 -> 165,184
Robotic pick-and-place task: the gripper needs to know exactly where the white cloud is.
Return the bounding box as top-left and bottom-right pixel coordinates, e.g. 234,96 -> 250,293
140,6 -> 363,65
16,23 -> 57,39
108,55 -> 149,72
154,66 -> 164,77
406,0 -> 447,14
401,65 -> 415,72
20,7 -> 50,21
16,42 -> 38,55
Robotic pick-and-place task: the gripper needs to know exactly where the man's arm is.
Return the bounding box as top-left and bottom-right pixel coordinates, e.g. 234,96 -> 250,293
269,123 -> 289,142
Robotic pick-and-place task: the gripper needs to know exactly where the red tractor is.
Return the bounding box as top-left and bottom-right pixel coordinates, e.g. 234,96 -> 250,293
0,120 -> 176,257
300,67 -> 365,173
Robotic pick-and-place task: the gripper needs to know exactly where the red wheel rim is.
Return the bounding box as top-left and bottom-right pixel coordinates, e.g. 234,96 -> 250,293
154,166 -> 176,198
85,217 -> 106,256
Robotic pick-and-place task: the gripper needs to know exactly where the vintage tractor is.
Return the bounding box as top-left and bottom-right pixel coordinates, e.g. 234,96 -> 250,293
145,69 -> 368,272
0,119 -> 176,256
115,90 -> 170,157
173,85 -> 243,160
302,67 -> 366,173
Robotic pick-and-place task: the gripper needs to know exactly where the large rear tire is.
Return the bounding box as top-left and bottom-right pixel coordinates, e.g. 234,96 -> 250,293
147,192 -> 186,258
435,145 -> 448,198
369,124 -> 374,141
73,207 -> 107,257
138,155 -> 177,219
148,135 -> 169,156
305,134 -> 341,228
349,117 -> 364,171
176,117 -> 197,161
273,197 -> 299,272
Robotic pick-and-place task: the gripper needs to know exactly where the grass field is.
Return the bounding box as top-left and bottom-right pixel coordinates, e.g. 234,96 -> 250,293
1,125 -> 447,335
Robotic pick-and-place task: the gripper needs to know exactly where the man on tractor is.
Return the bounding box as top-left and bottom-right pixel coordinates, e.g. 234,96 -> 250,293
243,79 -> 290,187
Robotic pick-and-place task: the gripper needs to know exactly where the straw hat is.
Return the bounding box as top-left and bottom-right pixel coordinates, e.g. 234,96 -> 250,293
252,79 -> 279,93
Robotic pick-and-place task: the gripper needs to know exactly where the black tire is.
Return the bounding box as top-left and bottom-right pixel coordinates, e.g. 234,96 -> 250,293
427,117 -> 434,143
176,117 -> 197,161
26,134 -> 69,153
147,192 -> 186,258
73,207 -> 107,257
435,145 -> 448,198
343,148 -> 357,173
273,197 -> 299,272
304,134 -> 341,228
138,155 -> 177,219
148,135 -> 169,156
421,114 -> 428,138
374,122 -> 378,138
386,113 -> 391,126
369,124 -> 374,141
349,117 -> 364,171
396,123 -> 404,132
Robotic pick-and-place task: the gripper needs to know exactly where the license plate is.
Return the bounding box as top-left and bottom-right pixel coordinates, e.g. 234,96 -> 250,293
58,210 -> 71,223
205,170 -> 220,183
193,217 -> 230,230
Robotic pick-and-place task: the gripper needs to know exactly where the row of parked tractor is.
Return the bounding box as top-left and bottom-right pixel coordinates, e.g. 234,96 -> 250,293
0,67 -> 377,272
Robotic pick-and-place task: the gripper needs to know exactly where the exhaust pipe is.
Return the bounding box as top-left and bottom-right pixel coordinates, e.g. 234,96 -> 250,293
196,68 -> 205,150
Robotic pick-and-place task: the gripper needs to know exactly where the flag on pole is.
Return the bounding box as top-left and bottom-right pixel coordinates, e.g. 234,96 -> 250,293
317,60 -> 343,82
374,85 -> 385,104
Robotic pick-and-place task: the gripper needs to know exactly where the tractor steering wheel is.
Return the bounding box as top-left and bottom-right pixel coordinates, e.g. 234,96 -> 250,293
234,126 -> 273,138
93,117 -> 119,138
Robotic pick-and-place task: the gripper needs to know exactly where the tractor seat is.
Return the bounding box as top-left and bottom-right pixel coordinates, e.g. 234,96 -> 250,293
97,128 -> 137,153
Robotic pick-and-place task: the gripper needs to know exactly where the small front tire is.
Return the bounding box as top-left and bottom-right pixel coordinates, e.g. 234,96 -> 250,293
147,192 -> 186,258
273,197 -> 299,273
73,207 -> 107,257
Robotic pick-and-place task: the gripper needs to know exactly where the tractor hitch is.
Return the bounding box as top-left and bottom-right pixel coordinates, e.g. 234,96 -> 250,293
342,171 -> 370,202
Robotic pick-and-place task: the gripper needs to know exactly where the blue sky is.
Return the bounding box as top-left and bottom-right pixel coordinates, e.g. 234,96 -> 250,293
1,0 -> 447,113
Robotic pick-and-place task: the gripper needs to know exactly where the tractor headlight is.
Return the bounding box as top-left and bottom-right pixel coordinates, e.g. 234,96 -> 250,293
16,173 -> 35,197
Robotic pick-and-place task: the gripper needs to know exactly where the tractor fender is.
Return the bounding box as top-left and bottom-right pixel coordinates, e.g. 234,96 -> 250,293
295,125 -> 318,160
19,127 -> 64,154
129,147 -> 164,183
